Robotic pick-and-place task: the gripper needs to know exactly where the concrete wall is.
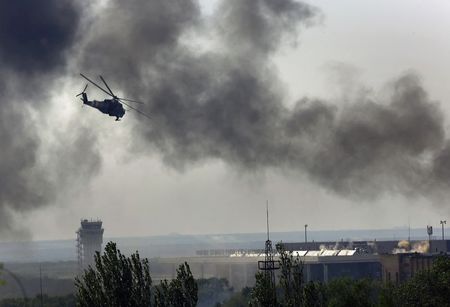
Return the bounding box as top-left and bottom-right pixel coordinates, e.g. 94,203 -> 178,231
379,253 -> 443,284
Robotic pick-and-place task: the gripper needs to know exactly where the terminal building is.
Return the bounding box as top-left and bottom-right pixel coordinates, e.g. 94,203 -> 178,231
154,239 -> 449,290
150,249 -> 381,290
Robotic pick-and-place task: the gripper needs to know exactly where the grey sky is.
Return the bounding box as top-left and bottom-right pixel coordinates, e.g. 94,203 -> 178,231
275,0 -> 450,105
3,0 -> 450,241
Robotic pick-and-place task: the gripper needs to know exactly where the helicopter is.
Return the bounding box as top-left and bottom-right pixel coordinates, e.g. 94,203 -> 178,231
76,73 -> 150,121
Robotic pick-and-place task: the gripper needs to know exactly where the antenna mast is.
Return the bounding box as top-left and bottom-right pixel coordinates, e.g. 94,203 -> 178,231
266,200 -> 269,241
258,200 -> 278,305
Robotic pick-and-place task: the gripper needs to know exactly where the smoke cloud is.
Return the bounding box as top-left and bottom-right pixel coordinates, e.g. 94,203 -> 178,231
1,0 -> 449,237
0,0 -> 101,238
76,0 -> 450,205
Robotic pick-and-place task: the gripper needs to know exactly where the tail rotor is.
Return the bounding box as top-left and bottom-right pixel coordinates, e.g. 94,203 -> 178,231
76,84 -> 88,99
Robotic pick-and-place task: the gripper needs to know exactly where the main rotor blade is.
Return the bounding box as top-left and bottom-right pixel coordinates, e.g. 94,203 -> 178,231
121,101 -> 151,120
118,97 -> 144,104
80,73 -> 113,97
99,75 -> 116,97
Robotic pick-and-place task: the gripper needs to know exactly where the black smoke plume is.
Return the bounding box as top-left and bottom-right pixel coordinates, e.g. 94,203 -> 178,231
0,0 -> 101,238
77,0 -> 450,204
2,0 -> 448,238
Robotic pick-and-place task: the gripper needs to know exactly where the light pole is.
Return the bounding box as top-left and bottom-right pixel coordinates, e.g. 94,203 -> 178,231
304,224 -> 308,243
440,220 -> 447,240
427,225 -> 433,242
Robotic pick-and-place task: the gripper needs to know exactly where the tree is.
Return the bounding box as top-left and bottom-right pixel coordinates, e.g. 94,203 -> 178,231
250,271 -> 277,306
303,282 -> 326,307
250,244 -> 307,306
75,242 -> 152,307
154,262 -> 198,307
325,278 -> 378,307
277,244 -> 304,307
378,282 -> 396,307
395,256 -> 450,307
76,242 -> 198,307
154,279 -> 171,307
0,263 -> 5,287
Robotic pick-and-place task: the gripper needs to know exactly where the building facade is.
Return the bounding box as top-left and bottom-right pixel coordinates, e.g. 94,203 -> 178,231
76,219 -> 104,270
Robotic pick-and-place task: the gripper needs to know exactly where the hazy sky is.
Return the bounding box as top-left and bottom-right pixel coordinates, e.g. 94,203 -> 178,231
2,0 -> 450,241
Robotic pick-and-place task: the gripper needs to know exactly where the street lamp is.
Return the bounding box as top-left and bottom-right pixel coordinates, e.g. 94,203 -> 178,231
440,220 -> 447,240
427,225 -> 433,242
304,224 -> 308,243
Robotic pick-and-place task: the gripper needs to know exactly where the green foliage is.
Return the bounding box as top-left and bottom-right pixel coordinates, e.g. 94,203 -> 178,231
250,271 -> 277,306
394,256 -> 450,307
75,242 -> 199,307
325,278 -> 378,307
75,241 -> 152,307
75,243 -> 198,307
0,263 -> 5,287
277,244 -> 304,307
170,262 -> 198,306
303,282 -> 326,307
377,282 -> 396,307
154,262 -> 198,307
154,279 -> 170,307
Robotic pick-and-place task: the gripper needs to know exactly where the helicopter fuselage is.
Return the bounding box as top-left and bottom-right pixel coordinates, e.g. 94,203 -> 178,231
77,74 -> 149,121
81,93 -> 125,120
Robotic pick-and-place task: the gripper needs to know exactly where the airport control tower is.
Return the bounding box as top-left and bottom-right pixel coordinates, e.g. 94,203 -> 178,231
76,219 -> 104,270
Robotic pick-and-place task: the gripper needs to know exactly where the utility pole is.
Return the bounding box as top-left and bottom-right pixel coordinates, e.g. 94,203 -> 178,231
441,220 -> 447,240
40,264 -> 44,307
304,224 -> 308,243
408,217 -> 411,243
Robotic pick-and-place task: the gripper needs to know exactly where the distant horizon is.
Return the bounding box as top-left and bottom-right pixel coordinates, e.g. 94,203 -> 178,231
1,226 -> 448,263
1,225 -> 447,244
